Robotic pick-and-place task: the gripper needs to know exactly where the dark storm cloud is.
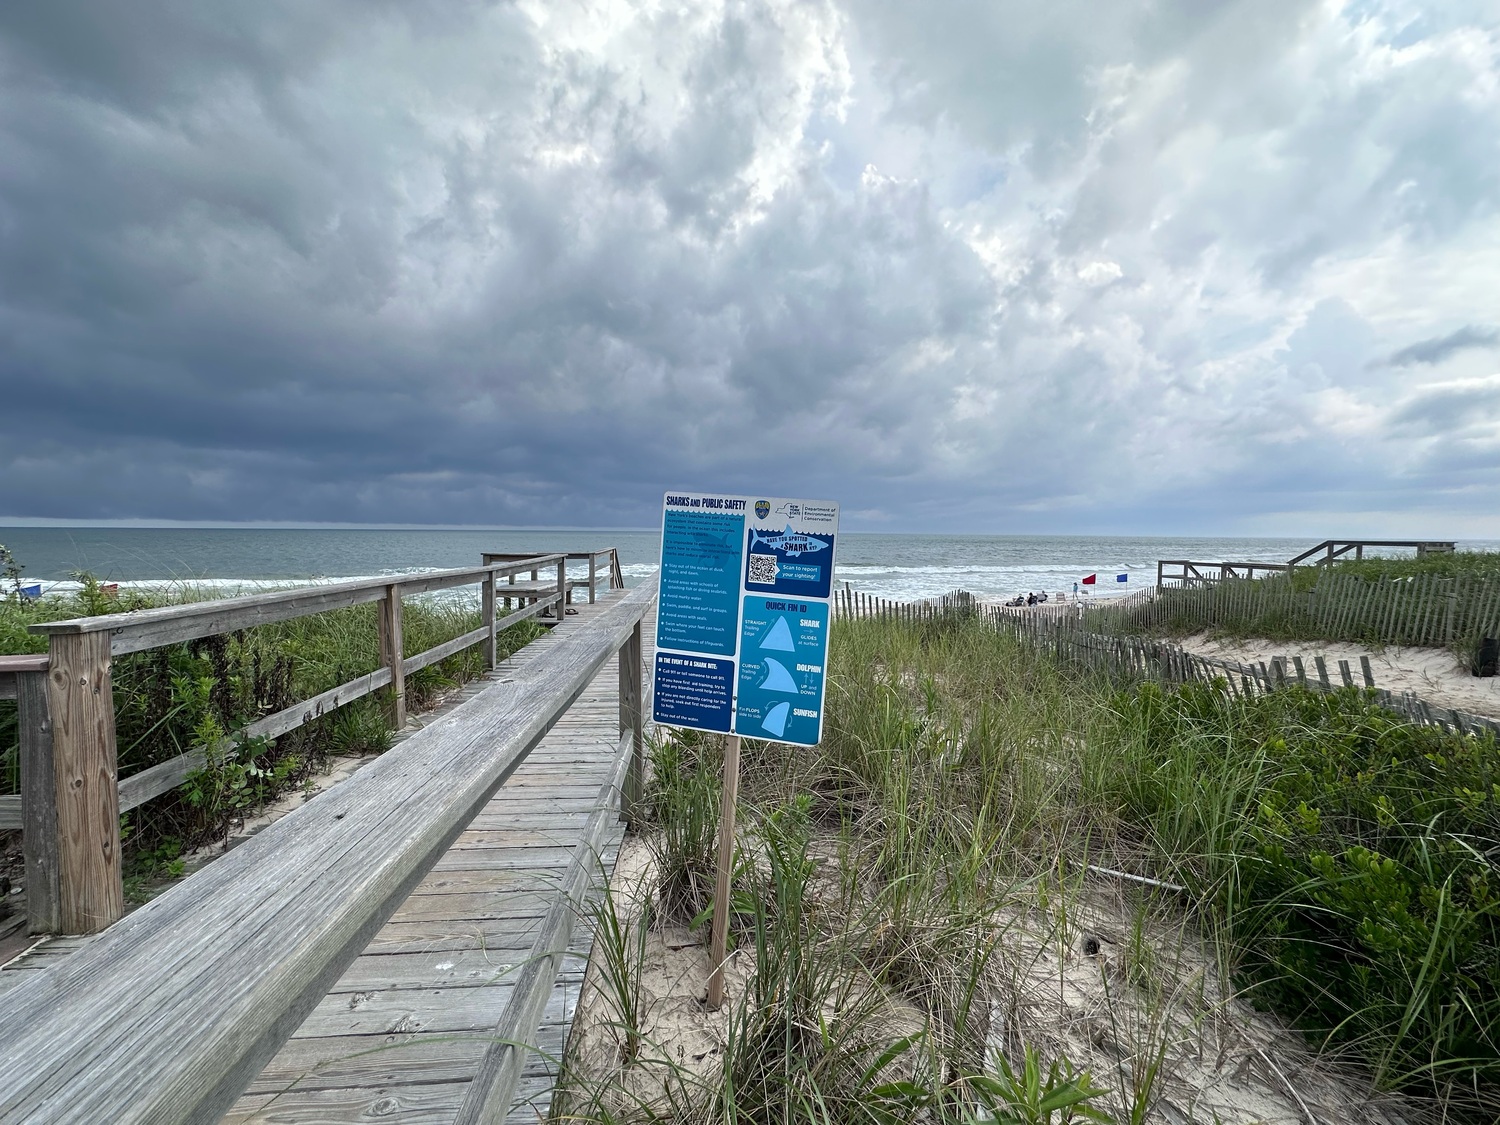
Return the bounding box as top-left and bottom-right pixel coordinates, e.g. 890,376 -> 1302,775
2,1 -> 1499,533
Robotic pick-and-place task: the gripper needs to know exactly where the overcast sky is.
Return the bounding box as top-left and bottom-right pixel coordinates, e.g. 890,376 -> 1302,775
2,1 -> 1498,535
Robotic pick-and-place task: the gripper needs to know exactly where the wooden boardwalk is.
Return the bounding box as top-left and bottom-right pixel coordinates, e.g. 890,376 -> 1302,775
211,592 -> 653,1124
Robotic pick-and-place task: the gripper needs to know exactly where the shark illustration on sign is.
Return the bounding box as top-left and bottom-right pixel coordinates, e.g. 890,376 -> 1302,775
749,524 -> 830,558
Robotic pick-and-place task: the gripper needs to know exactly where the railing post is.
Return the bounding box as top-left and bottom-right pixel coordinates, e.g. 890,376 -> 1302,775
379,584 -> 406,730
45,632 -> 122,934
556,557 -> 567,619
481,571 -> 497,671
18,666 -> 60,933
588,553 -> 598,604
619,620 -> 644,824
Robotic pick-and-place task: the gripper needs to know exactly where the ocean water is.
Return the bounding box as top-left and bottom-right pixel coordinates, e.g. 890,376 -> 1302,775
2,527 -> 1494,604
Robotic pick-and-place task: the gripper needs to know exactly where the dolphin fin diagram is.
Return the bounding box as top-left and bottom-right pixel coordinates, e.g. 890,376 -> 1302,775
760,657 -> 798,693
760,616 -> 796,652
761,701 -> 790,738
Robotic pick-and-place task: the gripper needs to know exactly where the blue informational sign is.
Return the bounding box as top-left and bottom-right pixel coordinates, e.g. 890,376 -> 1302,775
657,505 -> 745,656
653,491 -> 839,745
735,597 -> 828,744
653,652 -> 735,732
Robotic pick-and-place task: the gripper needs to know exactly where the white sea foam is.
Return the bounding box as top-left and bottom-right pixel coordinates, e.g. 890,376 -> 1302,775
12,530 -> 1420,609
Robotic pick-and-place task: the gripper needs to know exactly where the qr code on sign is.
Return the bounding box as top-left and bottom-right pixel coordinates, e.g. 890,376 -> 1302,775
748,553 -> 779,586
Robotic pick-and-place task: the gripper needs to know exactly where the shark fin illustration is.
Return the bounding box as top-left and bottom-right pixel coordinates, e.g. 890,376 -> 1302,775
761,701 -> 790,738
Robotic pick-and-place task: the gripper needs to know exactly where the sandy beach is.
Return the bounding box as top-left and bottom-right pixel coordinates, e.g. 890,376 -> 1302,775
1175,633 -> 1500,720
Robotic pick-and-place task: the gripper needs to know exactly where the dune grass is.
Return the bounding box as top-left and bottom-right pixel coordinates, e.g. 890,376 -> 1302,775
559,609 -> 1498,1123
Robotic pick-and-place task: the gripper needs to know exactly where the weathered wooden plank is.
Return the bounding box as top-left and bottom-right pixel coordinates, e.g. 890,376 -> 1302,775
0,654 -> 48,700
46,631 -> 122,934
482,573 -> 497,670
361,917 -> 555,956
0,795 -> 20,831
324,948 -> 544,994
226,1073 -> 558,1125
402,624 -> 490,678
226,1079 -> 470,1125
241,1012 -> 574,1097
0,580 -> 657,1125
392,882 -> 563,916
19,668 -> 61,933
432,847 -> 587,872
449,825 -> 608,849
620,619 -> 644,823
379,587 -> 406,731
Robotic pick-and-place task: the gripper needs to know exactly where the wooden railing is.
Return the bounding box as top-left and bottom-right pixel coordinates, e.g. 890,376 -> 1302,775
481,548 -> 626,605
0,550 -> 626,935
1158,540 -> 1459,588
1156,559 -> 1291,586
992,599 -> 1500,737
0,578 -> 656,1125
1286,538 -> 1456,567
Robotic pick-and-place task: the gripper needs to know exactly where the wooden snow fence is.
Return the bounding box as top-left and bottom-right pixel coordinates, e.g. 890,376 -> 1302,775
835,587 -> 1500,740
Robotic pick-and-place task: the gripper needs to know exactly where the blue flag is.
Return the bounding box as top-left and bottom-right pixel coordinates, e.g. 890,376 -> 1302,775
1115,573 -> 1128,582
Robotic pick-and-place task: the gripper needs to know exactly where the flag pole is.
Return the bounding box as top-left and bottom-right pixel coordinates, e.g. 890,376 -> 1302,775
706,733 -> 742,1010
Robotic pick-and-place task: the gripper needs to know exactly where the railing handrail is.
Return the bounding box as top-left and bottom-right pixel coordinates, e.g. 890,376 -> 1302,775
1157,559 -> 1292,570
482,549 -> 615,561
1285,538 -> 1457,568
5,551 -> 595,932
0,577 -> 659,1125
27,554 -> 567,653
1157,540 -> 1462,588
0,654 -> 48,701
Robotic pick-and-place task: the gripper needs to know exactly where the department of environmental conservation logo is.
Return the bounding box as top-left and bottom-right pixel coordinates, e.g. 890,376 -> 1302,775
754,500 -> 770,519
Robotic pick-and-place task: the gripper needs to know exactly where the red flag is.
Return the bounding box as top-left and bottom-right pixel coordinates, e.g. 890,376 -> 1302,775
1081,573 -> 1097,585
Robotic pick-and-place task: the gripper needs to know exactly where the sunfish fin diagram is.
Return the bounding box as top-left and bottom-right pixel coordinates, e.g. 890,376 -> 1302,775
761,701 -> 790,738
759,617 -> 796,652
760,658 -> 798,694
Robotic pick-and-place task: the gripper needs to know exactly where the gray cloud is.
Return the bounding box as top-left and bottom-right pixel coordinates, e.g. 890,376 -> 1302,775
1389,378 -> 1500,434
2,1 -> 1499,534
1384,326 -> 1500,368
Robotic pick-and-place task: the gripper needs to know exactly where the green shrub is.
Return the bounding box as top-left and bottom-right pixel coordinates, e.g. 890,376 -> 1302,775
1100,682 -> 1500,1096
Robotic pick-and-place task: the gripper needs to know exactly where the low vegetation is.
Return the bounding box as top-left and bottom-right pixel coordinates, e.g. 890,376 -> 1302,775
560,609 -> 1498,1123
1327,550 -> 1500,583
1,554 -> 541,892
